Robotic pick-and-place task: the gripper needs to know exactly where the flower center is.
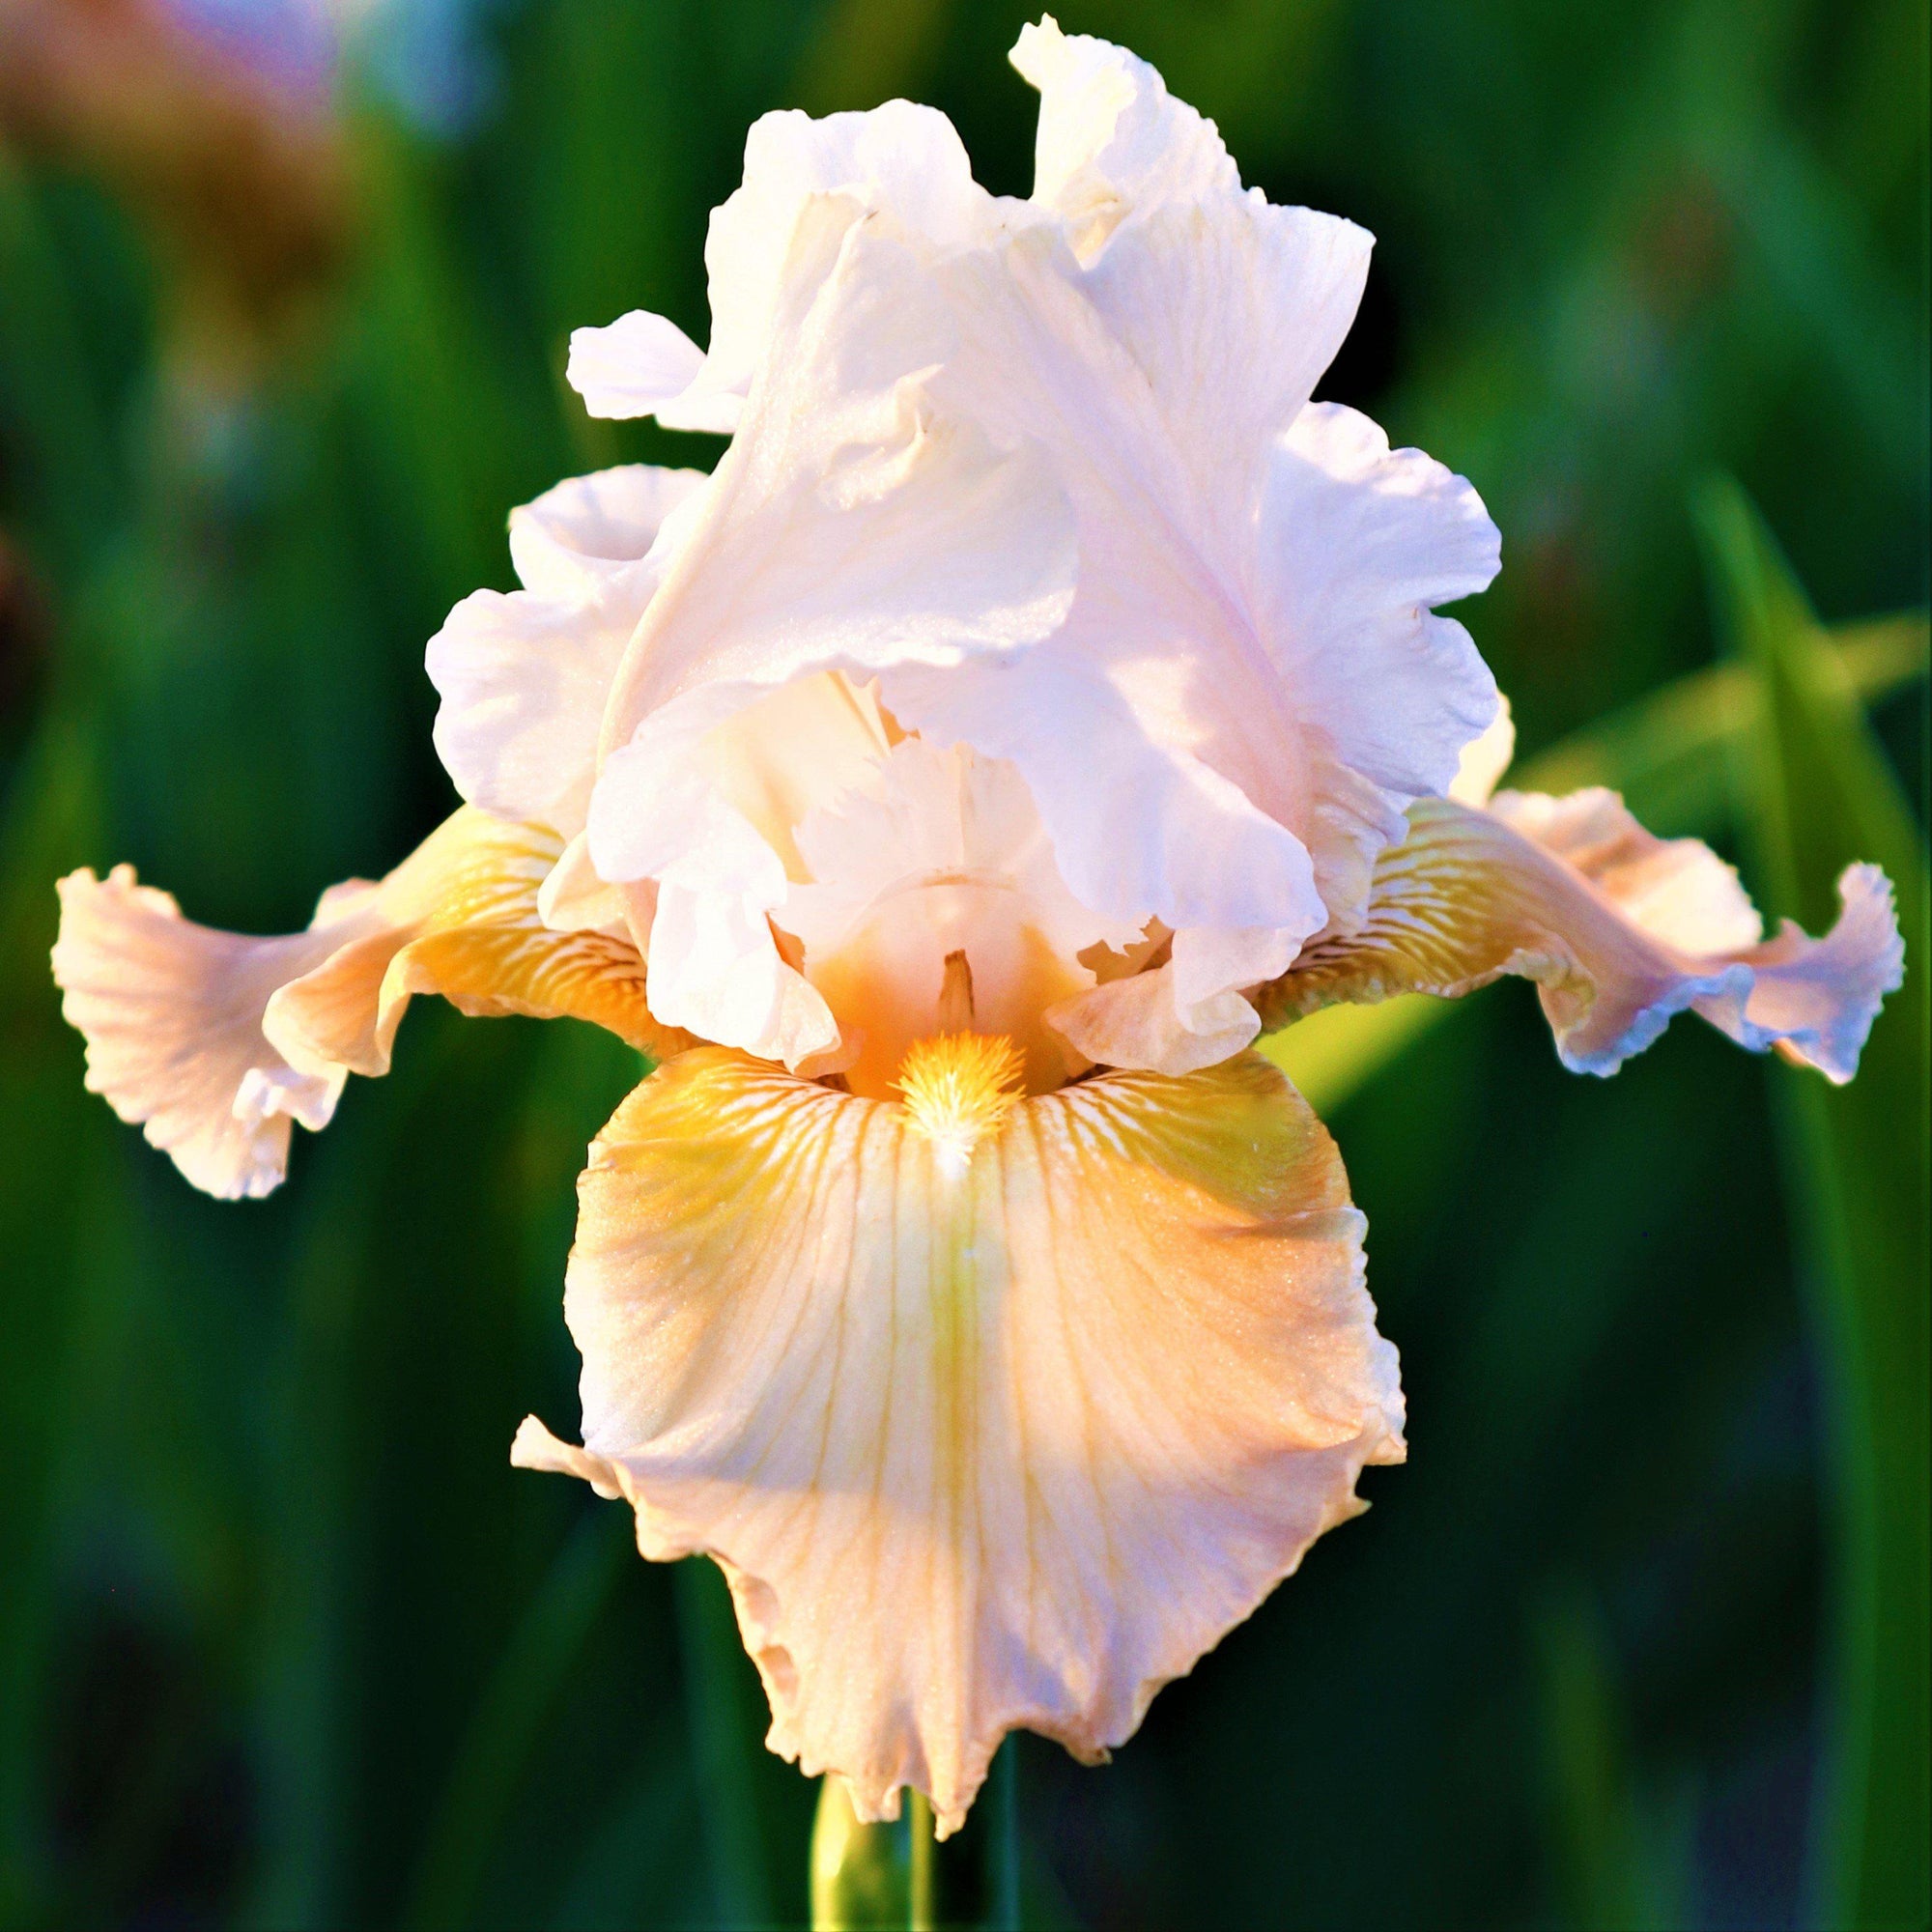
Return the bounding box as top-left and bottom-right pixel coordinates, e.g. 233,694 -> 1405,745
895,1031 -> 1024,1180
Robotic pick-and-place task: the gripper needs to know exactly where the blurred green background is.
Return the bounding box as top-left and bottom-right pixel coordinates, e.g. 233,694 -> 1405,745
0,0 -> 1925,1925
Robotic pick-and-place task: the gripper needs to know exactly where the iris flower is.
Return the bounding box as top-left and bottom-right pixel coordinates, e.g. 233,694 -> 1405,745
54,18 -> 1902,1837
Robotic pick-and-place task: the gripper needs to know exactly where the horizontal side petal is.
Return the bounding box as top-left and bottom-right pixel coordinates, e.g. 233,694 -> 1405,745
51,867 -> 359,1199
267,808 -> 687,1076
1258,796 -> 1904,1082
54,809 -> 683,1199
518,1046 -> 1402,1833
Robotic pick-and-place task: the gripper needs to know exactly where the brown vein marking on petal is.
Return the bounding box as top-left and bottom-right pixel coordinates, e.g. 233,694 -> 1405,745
1254,795 -> 1901,1082
519,1046 -> 1403,1837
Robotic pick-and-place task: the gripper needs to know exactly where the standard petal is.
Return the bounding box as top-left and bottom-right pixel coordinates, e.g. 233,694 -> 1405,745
566,309 -> 713,425
912,225 -> 1488,950
506,463 -> 708,601
428,467 -> 705,837
55,810 -> 683,1199
1011,16 -> 1238,254
1258,795 -> 1904,1082
1447,693 -> 1516,807
516,1046 -> 1403,1833
595,197 -> 1077,757
569,101 -> 994,435
1255,404 -> 1501,925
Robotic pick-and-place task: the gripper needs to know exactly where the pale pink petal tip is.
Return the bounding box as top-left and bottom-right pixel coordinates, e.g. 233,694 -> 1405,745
51,866 -> 348,1199
1721,863 -> 1904,1085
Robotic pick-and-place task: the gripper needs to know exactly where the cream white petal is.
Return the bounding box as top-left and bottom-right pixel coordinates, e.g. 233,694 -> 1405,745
1261,796 -> 1904,1083
506,463 -> 708,601
428,587 -> 631,836
51,867 -> 362,1199
516,1046 -> 1403,1833
883,652 -> 1323,940
1083,199 -> 1371,504
783,737 -> 1139,1093
566,309 -> 713,425
593,198 -> 1076,765
1047,923 -> 1296,1075
641,879 -> 839,1070
1447,694 -> 1517,807
569,101 -> 995,437
536,831 -> 631,936
1011,16 -> 1238,255
689,102 -> 995,422
429,465 -> 704,837
1256,404 -> 1501,923
903,219 -> 1492,950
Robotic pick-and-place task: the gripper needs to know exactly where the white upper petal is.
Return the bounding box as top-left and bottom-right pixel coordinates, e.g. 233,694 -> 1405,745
568,99 -> 997,436
591,194 -> 1075,760
1254,404 -> 1501,923
1012,16 -> 1238,255
507,463 -> 707,600
566,309 -> 712,425
554,25 -> 1501,1077
427,464 -> 707,838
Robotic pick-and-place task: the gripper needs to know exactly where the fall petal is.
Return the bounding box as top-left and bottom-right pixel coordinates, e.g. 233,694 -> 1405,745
515,1046 -> 1402,1832
267,809 -> 682,1075
1260,796 -> 1903,1082
51,866 -> 363,1199
56,810 -> 679,1198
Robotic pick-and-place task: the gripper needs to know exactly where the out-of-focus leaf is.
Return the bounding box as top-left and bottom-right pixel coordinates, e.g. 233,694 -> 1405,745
401,1510 -> 629,1930
1697,476 -> 1929,1932
0,151 -> 119,573
1265,614 -> 1927,1116
1263,992 -> 1445,1118
674,1557 -> 777,1928
1533,1591 -> 1695,1932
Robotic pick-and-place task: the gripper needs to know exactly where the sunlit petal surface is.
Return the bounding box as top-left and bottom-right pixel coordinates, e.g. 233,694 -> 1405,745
515,1046 -> 1403,1833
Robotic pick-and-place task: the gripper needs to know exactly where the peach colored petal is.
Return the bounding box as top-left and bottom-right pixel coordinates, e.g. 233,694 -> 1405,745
514,1045 -> 1403,1833
54,809 -> 684,1198
265,809 -> 686,1076
1259,795 -> 1902,1082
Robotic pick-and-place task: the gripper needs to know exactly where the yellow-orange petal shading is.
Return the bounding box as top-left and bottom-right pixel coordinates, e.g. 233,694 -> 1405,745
513,1046 -> 1404,1834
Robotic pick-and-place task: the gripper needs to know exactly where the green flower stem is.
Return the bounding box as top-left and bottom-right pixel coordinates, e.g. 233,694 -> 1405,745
907,1790 -> 936,1932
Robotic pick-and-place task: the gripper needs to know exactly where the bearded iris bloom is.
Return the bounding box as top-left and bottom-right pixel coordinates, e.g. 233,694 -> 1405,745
53,16 -> 1902,1840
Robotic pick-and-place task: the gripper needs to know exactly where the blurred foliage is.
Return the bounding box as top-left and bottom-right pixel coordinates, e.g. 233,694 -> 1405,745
0,0 -> 1925,1927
